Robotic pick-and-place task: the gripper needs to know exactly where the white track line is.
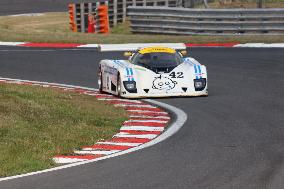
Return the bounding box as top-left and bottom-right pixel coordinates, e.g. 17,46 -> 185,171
98,98 -> 141,103
96,141 -> 142,147
129,115 -> 170,119
0,78 -> 187,182
78,44 -> 99,48
120,126 -> 164,131
126,109 -> 167,113
0,42 -> 26,46
114,133 -> 157,139
125,120 -> 168,123
74,150 -> 120,155
114,104 -> 155,108
234,43 -> 284,48
53,158 -> 90,164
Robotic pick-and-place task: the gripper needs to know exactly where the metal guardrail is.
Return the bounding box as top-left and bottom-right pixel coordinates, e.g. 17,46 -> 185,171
69,0 -> 206,31
108,0 -> 184,26
128,6 -> 284,35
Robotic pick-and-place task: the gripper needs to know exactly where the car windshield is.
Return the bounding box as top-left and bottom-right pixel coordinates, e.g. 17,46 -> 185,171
131,52 -> 183,70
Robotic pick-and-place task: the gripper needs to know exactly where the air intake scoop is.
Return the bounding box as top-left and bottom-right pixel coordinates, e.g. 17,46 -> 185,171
144,89 -> 149,93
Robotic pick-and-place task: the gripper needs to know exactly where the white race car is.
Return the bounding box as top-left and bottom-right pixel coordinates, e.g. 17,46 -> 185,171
98,44 -> 208,98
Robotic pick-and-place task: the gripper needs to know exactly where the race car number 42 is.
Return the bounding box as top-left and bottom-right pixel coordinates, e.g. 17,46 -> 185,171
169,72 -> 184,78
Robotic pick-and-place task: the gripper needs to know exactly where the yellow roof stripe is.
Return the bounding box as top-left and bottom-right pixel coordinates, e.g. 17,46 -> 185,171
138,46 -> 176,54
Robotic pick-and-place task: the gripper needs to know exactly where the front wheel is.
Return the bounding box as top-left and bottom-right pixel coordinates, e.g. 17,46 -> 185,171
98,68 -> 103,92
117,75 -> 122,97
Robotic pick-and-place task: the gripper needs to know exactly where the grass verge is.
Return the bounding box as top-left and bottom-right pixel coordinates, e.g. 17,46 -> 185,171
0,83 -> 127,177
197,0 -> 284,8
0,12 -> 283,44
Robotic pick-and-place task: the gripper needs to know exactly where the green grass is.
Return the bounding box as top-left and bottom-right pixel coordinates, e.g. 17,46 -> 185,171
203,0 -> 284,8
0,83 -> 127,177
0,12 -> 283,44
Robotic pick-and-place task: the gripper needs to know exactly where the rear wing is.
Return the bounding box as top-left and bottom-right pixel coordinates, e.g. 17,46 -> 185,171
98,43 -> 186,52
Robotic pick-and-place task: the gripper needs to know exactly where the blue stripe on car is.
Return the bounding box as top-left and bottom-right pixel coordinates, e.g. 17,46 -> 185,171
129,68 -> 134,81
126,68 -> 131,81
198,65 -> 202,79
186,58 -> 203,79
194,65 -> 198,79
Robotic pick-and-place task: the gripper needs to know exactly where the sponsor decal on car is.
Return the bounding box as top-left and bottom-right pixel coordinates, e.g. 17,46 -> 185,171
152,75 -> 177,91
139,47 -> 176,54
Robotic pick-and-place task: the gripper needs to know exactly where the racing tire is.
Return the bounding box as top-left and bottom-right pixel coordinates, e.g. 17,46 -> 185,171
117,74 -> 122,97
98,68 -> 103,93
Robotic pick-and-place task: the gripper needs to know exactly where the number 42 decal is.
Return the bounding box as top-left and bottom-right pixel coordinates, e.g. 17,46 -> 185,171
169,72 -> 184,78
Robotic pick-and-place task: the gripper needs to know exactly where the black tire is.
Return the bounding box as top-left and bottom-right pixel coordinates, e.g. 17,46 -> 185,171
98,67 -> 103,93
117,74 -> 122,97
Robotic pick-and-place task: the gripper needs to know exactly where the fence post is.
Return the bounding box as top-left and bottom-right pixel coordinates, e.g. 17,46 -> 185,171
177,0 -> 183,7
80,3 -> 85,32
258,0 -> 263,8
96,2 -> 100,33
122,0 -> 127,22
88,2 -> 92,14
113,0 -> 118,26
165,0 -> 169,6
153,1 -> 157,6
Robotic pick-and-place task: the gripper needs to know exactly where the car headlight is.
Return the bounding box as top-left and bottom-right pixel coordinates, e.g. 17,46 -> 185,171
123,81 -> 137,93
194,78 -> 206,91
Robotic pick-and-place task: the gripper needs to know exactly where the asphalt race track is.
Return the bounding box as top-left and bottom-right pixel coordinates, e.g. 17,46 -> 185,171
0,0 -> 83,16
1,1 -> 284,188
0,46 -> 283,189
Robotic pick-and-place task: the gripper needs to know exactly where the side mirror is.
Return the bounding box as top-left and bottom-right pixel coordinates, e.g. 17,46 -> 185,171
180,50 -> 187,56
124,52 -> 132,57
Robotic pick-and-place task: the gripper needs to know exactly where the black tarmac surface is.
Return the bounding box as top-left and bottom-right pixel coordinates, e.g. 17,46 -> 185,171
0,47 -> 283,189
0,0 -> 90,16
1,1 -> 284,188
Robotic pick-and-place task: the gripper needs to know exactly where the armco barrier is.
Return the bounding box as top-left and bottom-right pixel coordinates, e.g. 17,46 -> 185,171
108,0 -> 206,25
128,6 -> 284,35
68,0 -> 204,31
109,0 -> 183,25
108,0 -> 207,25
